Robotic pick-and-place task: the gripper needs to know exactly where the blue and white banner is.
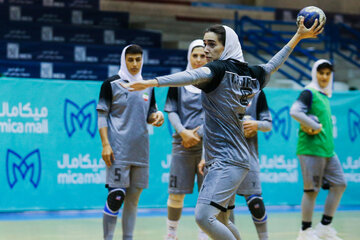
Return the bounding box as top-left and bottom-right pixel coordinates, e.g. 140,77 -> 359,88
0,41 -> 187,67
0,22 -> 161,47
0,5 -> 128,27
1,0 -> 98,9
0,79 -> 359,211
0,60 -> 175,80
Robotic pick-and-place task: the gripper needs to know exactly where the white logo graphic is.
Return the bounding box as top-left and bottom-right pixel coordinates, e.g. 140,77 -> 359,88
74,46 -> 86,62
9,6 -> 21,21
342,156 -> 360,183
74,46 -> 98,62
41,62 -> 65,79
108,65 -> 118,77
7,43 -> 19,59
260,154 -> 298,183
103,30 -> 126,45
42,26 -> 53,41
57,154 -> 106,184
0,102 -> 48,134
161,154 -> 172,183
72,10 -> 82,24
104,30 -> 115,44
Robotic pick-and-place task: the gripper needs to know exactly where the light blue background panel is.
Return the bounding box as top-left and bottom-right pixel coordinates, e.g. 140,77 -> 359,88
0,78 -> 359,211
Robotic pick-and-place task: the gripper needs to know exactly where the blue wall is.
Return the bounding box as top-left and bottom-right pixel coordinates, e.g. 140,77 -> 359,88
1,78 -> 359,211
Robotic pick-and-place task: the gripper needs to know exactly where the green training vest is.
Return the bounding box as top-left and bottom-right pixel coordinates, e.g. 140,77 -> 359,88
296,87 -> 335,157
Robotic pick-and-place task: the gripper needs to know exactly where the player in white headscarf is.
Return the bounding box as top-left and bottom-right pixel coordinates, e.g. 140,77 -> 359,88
97,44 -> 164,240
164,39 -> 208,240
290,59 -> 346,240
124,18 -> 323,240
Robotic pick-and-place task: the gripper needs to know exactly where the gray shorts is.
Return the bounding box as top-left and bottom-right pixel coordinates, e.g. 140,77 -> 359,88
298,154 -> 346,192
236,170 -> 262,196
106,162 -> 149,189
197,160 -> 249,211
169,143 -> 203,194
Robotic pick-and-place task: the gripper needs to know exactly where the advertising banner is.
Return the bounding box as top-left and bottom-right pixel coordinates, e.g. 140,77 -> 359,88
0,5 -> 128,27
0,60 -> 174,80
0,22 -> 161,47
0,41 -> 187,67
1,79 -> 359,211
1,0 -> 98,9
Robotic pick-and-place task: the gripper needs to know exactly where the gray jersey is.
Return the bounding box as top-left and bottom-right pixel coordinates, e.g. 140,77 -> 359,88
97,75 -> 157,167
157,46 -> 292,168
245,90 -> 272,171
201,60 -> 264,169
164,87 -> 204,144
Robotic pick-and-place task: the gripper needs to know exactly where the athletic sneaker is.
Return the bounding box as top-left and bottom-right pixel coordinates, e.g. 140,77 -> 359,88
198,229 -> 208,240
296,228 -> 322,240
315,223 -> 343,240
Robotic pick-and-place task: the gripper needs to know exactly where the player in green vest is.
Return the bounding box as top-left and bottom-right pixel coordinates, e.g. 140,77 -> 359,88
290,59 -> 346,240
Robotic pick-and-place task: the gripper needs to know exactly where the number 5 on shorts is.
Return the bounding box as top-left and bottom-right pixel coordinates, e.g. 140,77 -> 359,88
115,168 -> 121,182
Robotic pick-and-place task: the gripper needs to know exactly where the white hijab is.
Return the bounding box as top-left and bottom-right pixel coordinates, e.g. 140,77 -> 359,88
219,25 -> 245,62
184,39 -> 204,94
306,59 -> 333,97
118,44 -> 143,82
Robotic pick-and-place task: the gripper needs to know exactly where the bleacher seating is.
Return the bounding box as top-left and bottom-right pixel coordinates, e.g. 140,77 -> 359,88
236,15 -> 360,87
1,0 -> 359,86
100,0 -> 275,49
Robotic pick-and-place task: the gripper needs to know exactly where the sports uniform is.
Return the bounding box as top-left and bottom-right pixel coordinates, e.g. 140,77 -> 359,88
97,45 -> 161,240
125,21 -> 323,240
166,85 -> 204,194
164,40 -> 207,240
154,26 -> 293,240
290,59 -> 346,240
230,90 -> 272,240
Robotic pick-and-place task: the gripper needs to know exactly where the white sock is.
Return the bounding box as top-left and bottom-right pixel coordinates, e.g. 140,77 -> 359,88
167,219 -> 179,237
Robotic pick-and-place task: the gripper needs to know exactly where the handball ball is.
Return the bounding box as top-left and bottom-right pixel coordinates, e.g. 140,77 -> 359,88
296,6 -> 326,29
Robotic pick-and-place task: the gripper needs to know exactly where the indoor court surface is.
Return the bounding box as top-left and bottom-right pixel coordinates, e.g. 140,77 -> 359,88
0,208 -> 359,240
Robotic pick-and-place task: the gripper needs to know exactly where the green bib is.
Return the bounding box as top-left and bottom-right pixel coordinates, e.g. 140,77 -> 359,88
296,87 -> 335,157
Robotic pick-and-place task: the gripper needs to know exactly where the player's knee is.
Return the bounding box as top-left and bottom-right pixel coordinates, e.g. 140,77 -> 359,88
104,188 -> 126,216
195,204 -> 214,228
304,190 -> 319,199
332,183 -> 347,193
167,194 -> 185,208
246,195 -> 267,224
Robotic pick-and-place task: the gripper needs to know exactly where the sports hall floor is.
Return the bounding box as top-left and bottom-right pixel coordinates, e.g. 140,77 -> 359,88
0,206 -> 359,240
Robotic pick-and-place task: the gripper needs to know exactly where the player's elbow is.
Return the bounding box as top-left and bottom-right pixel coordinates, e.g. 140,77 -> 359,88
289,105 -> 298,119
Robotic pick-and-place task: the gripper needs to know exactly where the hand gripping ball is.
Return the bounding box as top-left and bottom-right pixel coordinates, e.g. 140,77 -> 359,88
296,6 -> 326,29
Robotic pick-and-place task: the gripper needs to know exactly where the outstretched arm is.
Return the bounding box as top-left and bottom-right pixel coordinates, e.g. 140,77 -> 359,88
123,67 -> 213,91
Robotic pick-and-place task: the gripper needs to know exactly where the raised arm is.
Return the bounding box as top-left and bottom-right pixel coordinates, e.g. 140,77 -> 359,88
260,18 -> 324,87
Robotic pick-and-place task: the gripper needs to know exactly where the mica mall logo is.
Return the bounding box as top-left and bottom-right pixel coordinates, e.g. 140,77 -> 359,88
64,99 -> 97,138
264,106 -> 291,141
6,149 -> 41,189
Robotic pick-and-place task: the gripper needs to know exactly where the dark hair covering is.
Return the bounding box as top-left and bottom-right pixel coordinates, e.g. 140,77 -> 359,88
205,24 -> 226,46
125,44 -> 143,55
317,62 -> 334,72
